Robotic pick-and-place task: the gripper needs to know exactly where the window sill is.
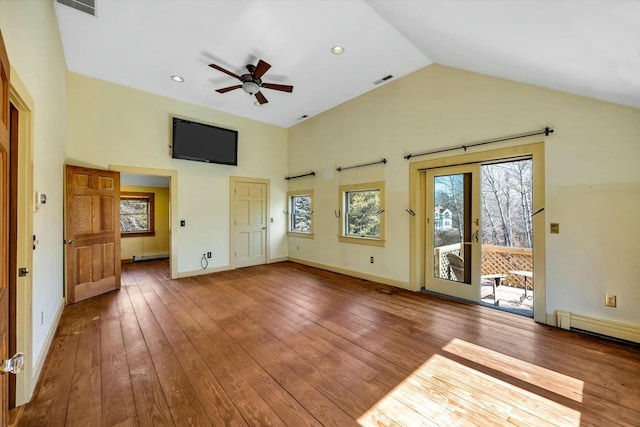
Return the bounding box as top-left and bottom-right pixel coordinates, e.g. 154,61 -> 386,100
338,235 -> 385,247
287,231 -> 315,239
121,231 -> 155,238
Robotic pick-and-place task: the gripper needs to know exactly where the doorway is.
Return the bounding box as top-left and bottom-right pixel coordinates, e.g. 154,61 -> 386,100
109,165 -> 178,279
120,173 -> 170,265
409,143 -> 546,323
6,59 -> 35,409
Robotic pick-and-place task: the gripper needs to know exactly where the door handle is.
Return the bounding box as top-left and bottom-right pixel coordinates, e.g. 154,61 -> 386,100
1,352 -> 25,375
262,227 -> 267,230
65,239 -> 74,244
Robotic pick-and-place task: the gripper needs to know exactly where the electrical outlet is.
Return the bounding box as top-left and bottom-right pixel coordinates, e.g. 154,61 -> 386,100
207,252 -> 212,259
40,311 -> 44,326
370,256 -> 374,264
550,223 -> 559,234
605,294 -> 617,307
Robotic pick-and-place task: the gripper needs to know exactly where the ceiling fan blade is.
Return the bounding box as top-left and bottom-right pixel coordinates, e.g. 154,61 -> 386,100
255,91 -> 269,105
216,85 -> 242,93
208,63 -> 241,80
262,83 -> 294,93
252,60 -> 271,79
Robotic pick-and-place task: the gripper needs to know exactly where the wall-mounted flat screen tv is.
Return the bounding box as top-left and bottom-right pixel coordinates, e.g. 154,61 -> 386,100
171,117 -> 238,166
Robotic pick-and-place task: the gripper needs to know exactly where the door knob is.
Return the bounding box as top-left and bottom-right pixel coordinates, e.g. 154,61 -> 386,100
1,352 -> 25,375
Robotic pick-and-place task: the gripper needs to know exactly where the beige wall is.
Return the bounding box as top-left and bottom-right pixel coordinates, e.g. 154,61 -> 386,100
120,185 -> 170,261
288,64 -> 640,328
0,0 -> 68,385
66,73 -> 289,274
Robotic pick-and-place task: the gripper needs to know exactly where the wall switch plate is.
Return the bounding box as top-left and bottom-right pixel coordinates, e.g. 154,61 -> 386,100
550,223 -> 559,234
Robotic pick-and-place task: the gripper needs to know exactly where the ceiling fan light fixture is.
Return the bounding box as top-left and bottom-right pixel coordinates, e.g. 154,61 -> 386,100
242,81 -> 260,95
170,75 -> 184,82
331,46 -> 344,55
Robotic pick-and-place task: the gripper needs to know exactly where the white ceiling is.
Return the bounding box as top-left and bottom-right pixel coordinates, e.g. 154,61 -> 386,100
54,0 -> 640,128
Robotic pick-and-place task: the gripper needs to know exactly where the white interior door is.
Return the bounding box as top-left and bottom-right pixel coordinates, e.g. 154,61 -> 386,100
232,180 -> 267,268
425,164 -> 481,302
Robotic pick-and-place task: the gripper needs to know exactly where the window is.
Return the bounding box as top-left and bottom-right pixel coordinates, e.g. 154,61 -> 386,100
120,192 -> 155,237
339,181 -> 385,246
287,190 -> 314,237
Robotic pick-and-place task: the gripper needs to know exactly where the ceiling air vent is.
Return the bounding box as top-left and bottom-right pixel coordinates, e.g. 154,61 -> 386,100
57,0 -> 95,16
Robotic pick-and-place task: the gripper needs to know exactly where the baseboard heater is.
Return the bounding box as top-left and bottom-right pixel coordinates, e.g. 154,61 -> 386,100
132,253 -> 169,262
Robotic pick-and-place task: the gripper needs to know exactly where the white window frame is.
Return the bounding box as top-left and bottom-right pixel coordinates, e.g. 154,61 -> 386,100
338,181 -> 385,247
287,189 -> 314,238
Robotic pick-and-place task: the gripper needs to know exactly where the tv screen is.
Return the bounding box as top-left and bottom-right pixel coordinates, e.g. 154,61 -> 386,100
171,117 -> 238,166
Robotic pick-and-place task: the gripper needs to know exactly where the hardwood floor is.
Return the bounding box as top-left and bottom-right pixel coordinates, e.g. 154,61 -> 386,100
17,260 -> 640,426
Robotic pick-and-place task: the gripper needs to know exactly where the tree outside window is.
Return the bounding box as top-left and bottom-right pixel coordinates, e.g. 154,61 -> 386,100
287,190 -> 314,237
345,190 -> 380,237
339,181 -> 385,246
120,192 -> 155,237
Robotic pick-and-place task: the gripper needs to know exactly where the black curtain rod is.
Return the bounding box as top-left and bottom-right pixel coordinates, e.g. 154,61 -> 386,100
404,127 -> 554,160
285,171 -> 315,180
336,158 -> 387,172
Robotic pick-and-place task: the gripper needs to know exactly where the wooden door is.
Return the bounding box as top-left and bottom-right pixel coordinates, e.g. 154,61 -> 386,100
65,165 -> 121,304
1,30 -> 11,426
233,180 -> 267,268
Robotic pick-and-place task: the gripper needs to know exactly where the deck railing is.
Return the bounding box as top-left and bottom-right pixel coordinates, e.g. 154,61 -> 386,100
435,244 -> 533,289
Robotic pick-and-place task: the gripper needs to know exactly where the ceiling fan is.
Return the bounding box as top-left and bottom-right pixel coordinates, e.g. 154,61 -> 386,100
208,59 -> 294,105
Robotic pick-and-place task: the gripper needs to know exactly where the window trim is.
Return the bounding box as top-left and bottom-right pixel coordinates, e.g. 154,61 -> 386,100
120,191 -> 155,237
338,181 -> 385,247
287,189 -> 314,238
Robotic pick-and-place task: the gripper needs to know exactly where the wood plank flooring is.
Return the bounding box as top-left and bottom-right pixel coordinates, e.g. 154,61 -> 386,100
17,260 -> 640,426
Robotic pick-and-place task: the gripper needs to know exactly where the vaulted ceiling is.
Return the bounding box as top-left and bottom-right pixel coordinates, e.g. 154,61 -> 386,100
54,0 -> 640,128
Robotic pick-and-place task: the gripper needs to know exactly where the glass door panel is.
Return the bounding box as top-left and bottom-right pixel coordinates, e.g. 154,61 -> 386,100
425,165 -> 481,302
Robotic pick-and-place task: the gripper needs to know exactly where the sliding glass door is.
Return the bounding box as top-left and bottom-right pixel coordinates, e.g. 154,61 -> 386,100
425,164 -> 481,301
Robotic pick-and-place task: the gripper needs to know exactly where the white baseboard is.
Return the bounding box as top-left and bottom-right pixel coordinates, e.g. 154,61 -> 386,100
178,258 -> 287,278
552,310 -> 640,343
178,264 -> 231,278
288,256 -> 409,289
29,297 -> 65,400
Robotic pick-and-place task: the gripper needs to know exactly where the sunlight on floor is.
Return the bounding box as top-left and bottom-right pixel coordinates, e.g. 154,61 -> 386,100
443,338 -> 584,402
358,339 -> 582,426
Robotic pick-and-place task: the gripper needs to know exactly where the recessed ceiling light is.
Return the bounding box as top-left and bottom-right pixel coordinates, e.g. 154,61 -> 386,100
331,46 -> 344,55
170,75 -> 184,82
